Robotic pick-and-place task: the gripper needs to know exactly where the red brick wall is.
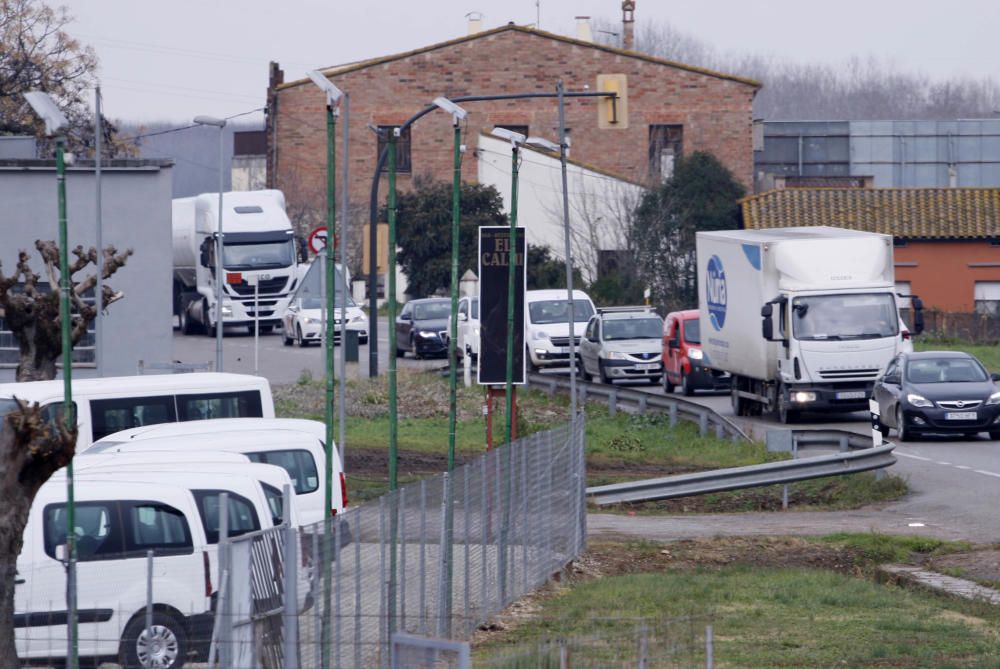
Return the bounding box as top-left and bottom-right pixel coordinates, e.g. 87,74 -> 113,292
895,240 -> 1000,312
272,28 -> 756,225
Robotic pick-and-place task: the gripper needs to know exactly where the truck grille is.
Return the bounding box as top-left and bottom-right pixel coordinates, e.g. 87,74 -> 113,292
550,336 -> 581,348
230,275 -> 289,296
818,368 -> 880,379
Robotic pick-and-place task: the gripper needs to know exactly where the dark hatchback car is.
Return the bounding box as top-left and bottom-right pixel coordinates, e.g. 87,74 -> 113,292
872,351 -> 1000,441
395,298 -> 452,358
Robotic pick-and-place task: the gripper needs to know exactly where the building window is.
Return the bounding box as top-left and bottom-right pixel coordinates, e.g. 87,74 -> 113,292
0,282 -> 95,368
649,125 -> 683,179
494,125 -> 529,139
974,281 -> 1000,315
377,126 -> 411,173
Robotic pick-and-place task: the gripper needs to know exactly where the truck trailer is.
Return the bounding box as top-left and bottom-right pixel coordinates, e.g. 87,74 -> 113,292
696,226 -> 919,423
173,190 -> 301,335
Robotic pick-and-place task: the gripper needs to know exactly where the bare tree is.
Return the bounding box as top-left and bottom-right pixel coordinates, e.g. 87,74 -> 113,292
0,241 -> 132,382
0,401 -> 76,669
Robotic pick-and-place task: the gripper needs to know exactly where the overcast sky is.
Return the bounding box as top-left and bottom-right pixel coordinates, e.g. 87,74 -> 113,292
59,0 -> 1000,123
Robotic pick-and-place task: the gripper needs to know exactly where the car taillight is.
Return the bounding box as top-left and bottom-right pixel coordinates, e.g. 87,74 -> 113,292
203,550 -> 212,598
902,330 -> 911,341
340,472 -> 348,509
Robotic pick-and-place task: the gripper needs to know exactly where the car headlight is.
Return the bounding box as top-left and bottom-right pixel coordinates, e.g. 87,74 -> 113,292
417,330 -> 437,339
688,348 -> 704,360
603,351 -> 628,360
987,391 -> 1000,406
907,393 -> 934,408
304,317 -> 321,325
221,305 -> 233,317
532,331 -> 549,341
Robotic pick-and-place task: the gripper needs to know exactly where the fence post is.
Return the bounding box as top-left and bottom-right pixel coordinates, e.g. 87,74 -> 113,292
838,435 -> 849,453
637,394 -> 647,415
698,411 -> 708,437
437,473 -> 451,638
281,485 -> 299,669
706,624 -> 714,669
579,384 -> 587,405
218,493 -> 230,669
636,622 -> 648,669
715,420 -> 725,439
419,480 -> 428,636
668,403 -> 677,427
608,389 -> 618,417
145,549 -> 153,668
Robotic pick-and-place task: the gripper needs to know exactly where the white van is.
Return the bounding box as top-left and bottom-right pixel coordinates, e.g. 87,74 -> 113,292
18,466 -> 300,668
525,289 -> 597,371
0,373 -> 274,451
88,420 -> 344,526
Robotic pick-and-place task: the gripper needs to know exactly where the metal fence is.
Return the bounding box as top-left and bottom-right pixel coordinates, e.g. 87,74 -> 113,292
212,416 -> 586,669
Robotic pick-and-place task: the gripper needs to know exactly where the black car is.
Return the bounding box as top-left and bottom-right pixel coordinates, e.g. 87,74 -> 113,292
872,351 -> 1000,441
395,298 -> 452,358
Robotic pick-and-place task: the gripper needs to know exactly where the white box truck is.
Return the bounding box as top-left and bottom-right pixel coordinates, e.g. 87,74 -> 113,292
173,189 -> 301,335
696,226 -> 919,423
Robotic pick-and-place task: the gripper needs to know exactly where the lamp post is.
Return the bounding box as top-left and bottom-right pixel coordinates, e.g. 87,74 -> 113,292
490,127 -> 525,448
306,69 -> 343,669
193,115 -> 227,372
24,90 -> 77,669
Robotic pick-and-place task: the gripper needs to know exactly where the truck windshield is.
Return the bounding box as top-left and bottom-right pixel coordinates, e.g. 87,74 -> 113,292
792,293 -> 899,341
603,317 -> 663,341
223,240 -> 294,270
529,299 -> 594,324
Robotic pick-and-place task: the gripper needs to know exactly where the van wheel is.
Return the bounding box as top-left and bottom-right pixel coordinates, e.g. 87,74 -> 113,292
663,373 -> 675,394
120,611 -> 187,669
681,371 -> 695,396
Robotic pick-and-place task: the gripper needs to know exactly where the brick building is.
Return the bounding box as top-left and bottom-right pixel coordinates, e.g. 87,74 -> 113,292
741,187 -> 1000,313
265,19 -> 759,283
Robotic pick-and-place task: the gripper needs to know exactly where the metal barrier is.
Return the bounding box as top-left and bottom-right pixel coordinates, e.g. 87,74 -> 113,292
586,442 -> 897,506
526,372 -> 751,443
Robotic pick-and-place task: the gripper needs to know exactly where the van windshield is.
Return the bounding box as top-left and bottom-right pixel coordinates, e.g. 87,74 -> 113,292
792,293 -> 899,341
529,299 -> 594,324
603,317 -> 663,341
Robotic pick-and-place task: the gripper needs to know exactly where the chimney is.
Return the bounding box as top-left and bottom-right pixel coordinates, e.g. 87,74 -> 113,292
622,1 -> 635,50
466,11 -> 484,35
575,16 -> 593,43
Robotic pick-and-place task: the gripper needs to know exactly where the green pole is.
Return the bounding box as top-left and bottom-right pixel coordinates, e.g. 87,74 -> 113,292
56,137 -> 78,669
386,128 -> 399,648
443,120 -> 462,634
321,102 -> 336,669
504,145 -> 520,447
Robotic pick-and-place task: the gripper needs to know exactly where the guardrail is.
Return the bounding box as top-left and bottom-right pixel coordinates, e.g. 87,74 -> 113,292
526,372 -> 751,443
586,442 -> 897,506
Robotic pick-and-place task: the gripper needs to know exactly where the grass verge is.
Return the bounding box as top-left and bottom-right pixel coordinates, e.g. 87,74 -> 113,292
915,340 -> 1000,373
475,536 -> 1000,668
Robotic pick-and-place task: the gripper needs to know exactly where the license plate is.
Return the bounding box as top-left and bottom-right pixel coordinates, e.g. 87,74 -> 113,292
945,411 -> 977,420
836,391 -> 867,400
635,363 -> 658,371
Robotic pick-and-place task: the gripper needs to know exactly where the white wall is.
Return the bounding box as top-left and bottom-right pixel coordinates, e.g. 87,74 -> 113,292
476,134 -> 643,281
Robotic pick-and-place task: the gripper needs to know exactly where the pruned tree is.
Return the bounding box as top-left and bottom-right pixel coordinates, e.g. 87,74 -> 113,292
0,399 -> 76,668
633,152 -> 744,313
1,0 -> 136,157
0,240 -> 132,382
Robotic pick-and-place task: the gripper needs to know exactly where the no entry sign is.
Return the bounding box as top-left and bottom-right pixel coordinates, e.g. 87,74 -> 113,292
308,226 -> 337,254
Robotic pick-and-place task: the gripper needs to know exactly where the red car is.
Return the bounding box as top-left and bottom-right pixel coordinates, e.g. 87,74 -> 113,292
662,309 -> 731,395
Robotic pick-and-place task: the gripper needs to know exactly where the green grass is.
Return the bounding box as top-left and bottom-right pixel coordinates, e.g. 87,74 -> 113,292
815,533 -> 973,564
479,561 -> 1000,667
914,340 -> 1000,374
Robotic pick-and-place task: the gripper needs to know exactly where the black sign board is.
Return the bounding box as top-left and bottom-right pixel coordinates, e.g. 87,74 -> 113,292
478,226 -> 526,385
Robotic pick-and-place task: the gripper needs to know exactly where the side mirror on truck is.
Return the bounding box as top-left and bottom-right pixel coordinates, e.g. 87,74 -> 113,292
911,296 -> 925,336
199,238 -> 212,268
760,303 -> 774,340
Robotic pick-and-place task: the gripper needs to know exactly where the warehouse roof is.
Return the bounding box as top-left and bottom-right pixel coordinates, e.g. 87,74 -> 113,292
741,188 -> 1000,240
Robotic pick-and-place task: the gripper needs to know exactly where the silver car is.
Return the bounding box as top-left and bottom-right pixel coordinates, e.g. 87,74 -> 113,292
580,307 -> 664,384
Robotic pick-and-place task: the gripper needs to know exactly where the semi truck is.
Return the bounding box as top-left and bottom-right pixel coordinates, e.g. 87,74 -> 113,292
696,226 -> 921,423
173,190 -> 301,335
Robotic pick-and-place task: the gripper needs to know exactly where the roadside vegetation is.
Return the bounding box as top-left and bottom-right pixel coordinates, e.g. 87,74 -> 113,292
914,339 -> 1000,374
475,535 -> 1000,668
275,370 -> 907,507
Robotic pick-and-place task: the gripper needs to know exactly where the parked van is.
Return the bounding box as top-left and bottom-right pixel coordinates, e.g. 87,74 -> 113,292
662,309 -> 731,396
21,465 -> 302,668
0,373 -> 274,451
525,289 -> 596,371
89,419 -> 344,525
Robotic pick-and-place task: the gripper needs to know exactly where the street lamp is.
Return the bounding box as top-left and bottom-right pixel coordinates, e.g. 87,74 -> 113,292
490,126 -> 525,450
24,89 -> 78,669
306,68 -> 343,669
192,115 -> 227,372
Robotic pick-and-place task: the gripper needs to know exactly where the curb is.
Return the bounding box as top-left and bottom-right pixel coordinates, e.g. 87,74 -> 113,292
879,564 -> 1000,604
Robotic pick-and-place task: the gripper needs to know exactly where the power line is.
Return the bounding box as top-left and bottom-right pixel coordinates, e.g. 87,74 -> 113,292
119,107 -> 264,142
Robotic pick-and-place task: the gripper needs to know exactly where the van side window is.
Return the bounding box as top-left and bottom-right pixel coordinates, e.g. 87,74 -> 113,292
192,490 -> 261,543
91,396 -> 177,442
177,391 -> 263,422
44,502 -> 122,561
124,503 -> 193,556
246,449 -> 319,494
260,483 -> 284,526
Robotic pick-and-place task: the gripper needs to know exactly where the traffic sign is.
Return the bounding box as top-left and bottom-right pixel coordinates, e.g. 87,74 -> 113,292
307,226 -> 337,254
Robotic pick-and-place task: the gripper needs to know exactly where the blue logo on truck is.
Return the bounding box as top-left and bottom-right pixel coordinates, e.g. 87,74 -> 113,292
706,255 -> 727,331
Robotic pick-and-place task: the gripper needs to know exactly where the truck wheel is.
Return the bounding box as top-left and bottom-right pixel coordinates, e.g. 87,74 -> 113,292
180,308 -> 196,336
119,611 -> 187,669
681,371 -> 695,396
203,301 -> 216,338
